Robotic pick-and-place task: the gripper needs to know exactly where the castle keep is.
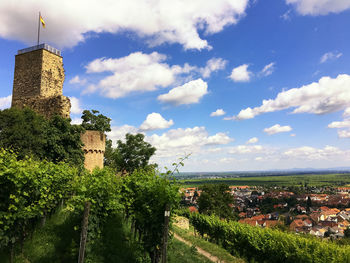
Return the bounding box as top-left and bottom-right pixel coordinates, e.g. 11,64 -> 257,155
12,44 -> 70,118
11,44 -> 105,171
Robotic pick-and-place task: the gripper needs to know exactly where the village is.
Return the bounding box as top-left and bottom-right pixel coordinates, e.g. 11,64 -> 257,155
182,185 -> 350,239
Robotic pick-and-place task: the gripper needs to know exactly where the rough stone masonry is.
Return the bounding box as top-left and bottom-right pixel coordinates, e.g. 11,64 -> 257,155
11,45 -> 105,171
12,47 -> 70,118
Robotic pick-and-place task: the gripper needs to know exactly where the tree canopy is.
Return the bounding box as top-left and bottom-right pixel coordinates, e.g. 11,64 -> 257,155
81,109 -> 111,132
0,107 -> 84,166
197,183 -> 235,219
104,133 -> 156,174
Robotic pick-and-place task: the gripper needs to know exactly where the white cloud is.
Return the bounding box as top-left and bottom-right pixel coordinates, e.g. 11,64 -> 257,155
71,117 -> 82,125
286,0 -> 350,15
260,62 -> 275,77
210,109 -> 226,117
139,113 -> 174,131
69,75 -> 87,85
0,0 -> 248,50
206,133 -> 232,145
107,125 -> 140,146
284,145 -> 345,160
281,9 -> 292,20
320,51 -> 342,63
0,95 -> 12,110
246,137 -> 258,144
200,58 -> 227,78
157,79 -> 208,106
148,126 -> 232,157
290,133 -> 296,137
236,74 -> 350,120
229,145 -> 264,154
264,124 -> 292,135
328,119 -> 350,129
84,52 -> 180,98
338,130 -> 350,138
69,97 -> 83,115
229,64 -> 252,82
343,107 -> 350,117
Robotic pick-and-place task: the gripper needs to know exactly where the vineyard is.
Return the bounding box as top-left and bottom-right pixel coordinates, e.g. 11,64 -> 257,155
0,149 -> 180,263
187,212 -> 350,263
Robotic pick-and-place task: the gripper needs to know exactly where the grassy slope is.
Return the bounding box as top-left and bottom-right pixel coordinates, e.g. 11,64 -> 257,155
179,173 -> 350,187
173,225 -> 245,263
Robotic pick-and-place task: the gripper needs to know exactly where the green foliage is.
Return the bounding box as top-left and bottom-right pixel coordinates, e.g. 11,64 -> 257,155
107,133 -> 156,174
0,108 -> 47,159
67,168 -> 123,244
121,168 -> 180,261
0,149 -> 78,250
81,110 -> 111,132
0,107 -> 84,166
189,212 -> 350,263
197,184 -> 235,219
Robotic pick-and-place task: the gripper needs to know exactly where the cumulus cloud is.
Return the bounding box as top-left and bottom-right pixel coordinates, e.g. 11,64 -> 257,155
0,0 -> 248,50
343,107 -> 350,117
229,145 -> 264,154
69,76 -> 87,85
107,125 -> 140,146
0,95 -> 12,110
338,130 -> 350,138
236,74 -> 350,120
139,113 -> 174,131
328,119 -> 350,129
246,137 -> 258,144
264,124 -> 292,135
157,79 -> 208,106
229,64 -> 252,82
200,58 -> 227,78
84,52 -> 181,98
259,62 -> 275,77
284,145 -> 345,160
320,51 -> 342,63
148,126 -> 232,157
210,109 -> 226,117
69,97 -> 83,115
71,117 -> 83,125
286,0 -> 350,15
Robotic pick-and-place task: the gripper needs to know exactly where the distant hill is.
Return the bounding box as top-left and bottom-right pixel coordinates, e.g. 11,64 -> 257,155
175,168 -> 350,180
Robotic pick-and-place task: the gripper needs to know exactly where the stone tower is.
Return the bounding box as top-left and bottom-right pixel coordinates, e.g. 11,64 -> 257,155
11,44 -> 70,118
11,44 -> 106,172
81,130 -> 106,172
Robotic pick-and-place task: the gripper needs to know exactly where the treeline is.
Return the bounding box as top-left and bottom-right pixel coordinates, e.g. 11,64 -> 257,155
185,212 -> 350,263
0,149 -> 180,263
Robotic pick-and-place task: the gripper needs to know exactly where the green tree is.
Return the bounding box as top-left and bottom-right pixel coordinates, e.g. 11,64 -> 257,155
0,107 -> 47,159
81,109 -> 111,132
197,184 -> 235,219
0,108 -> 84,165
106,133 -> 156,174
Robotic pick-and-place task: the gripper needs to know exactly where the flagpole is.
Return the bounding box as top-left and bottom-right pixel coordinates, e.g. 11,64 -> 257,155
37,12 -> 41,46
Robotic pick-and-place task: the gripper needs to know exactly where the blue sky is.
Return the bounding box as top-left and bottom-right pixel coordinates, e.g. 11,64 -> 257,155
1,0 -> 350,172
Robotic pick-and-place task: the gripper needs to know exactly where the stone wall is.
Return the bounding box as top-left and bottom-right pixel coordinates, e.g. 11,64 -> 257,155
81,130 -> 106,171
11,48 -> 69,118
11,95 -> 71,119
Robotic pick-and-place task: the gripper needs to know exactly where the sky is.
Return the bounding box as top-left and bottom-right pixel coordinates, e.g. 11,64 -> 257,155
0,0 -> 350,172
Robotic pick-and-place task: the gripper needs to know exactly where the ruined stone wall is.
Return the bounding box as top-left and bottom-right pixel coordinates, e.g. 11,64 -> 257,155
11,48 -> 70,118
81,130 -> 106,172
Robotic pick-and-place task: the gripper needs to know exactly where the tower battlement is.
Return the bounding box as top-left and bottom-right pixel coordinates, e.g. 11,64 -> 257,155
11,44 -> 70,118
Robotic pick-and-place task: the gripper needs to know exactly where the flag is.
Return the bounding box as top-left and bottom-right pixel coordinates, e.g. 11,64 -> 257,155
40,15 -> 45,28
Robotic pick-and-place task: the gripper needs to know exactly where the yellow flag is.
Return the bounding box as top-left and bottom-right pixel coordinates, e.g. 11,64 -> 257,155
40,15 -> 45,28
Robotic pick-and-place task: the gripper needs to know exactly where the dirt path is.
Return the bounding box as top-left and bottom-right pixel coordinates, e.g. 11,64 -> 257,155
173,233 -> 224,263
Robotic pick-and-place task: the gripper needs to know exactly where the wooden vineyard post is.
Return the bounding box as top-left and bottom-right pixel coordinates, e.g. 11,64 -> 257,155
161,204 -> 170,263
78,201 -> 91,263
